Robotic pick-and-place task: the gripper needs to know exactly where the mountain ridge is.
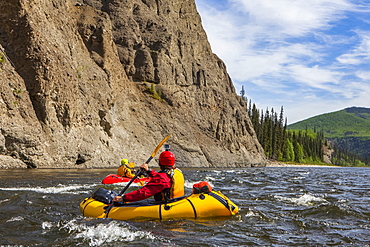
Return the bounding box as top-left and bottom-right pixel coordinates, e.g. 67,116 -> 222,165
288,106 -> 370,158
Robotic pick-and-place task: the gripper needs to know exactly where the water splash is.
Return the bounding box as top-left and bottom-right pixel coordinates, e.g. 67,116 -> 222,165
0,198 -> 10,204
0,184 -> 97,194
61,219 -> 157,246
275,194 -> 327,206
6,216 -> 24,222
205,176 -> 217,181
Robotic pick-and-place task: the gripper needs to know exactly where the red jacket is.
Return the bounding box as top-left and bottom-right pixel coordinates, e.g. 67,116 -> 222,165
123,169 -> 171,202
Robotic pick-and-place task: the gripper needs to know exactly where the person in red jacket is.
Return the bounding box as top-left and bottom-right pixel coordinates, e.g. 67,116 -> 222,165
112,151 -> 185,203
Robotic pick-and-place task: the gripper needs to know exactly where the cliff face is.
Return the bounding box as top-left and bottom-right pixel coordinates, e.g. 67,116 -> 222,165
0,0 -> 266,168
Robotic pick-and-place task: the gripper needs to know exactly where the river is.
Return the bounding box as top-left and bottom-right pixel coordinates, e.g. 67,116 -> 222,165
0,166 -> 369,246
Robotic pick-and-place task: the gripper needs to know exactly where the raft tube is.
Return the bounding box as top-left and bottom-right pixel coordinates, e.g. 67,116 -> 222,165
80,191 -> 239,221
101,174 -> 150,184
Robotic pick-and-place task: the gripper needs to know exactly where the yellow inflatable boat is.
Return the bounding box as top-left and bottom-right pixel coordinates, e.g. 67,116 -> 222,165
80,188 -> 239,221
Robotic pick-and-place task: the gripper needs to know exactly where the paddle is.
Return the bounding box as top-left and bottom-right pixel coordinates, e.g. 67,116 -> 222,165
104,134 -> 172,217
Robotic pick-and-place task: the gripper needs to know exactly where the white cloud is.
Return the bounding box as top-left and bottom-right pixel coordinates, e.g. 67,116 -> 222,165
195,0 -> 370,123
356,70 -> 370,80
337,31 -> 370,65
234,0 -> 352,36
288,64 -> 342,87
344,81 -> 370,99
197,0 -> 353,83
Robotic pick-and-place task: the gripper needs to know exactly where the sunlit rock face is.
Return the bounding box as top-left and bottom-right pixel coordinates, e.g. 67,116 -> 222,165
0,0 -> 266,168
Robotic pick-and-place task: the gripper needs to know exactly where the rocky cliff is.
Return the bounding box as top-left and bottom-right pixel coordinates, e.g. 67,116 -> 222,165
0,0 -> 267,169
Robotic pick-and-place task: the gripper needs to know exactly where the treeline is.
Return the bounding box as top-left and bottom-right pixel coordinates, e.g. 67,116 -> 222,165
331,144 -> 369,166
241,86 -> 369,166
244,98 -> 325,163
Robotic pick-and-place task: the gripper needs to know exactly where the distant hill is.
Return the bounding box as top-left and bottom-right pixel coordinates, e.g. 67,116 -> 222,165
288,107 -> 370,158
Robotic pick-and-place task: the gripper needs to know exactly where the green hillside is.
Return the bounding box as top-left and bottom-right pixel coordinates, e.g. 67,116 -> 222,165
288,107 -> 370,158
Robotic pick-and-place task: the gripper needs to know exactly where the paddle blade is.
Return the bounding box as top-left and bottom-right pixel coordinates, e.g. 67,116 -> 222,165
152,134 -> 172,158
145,134 -> 172,163
128,162 -> 135,168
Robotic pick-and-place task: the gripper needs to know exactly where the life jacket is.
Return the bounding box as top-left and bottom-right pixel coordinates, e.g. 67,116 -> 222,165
169,168 -> 185,198
154,167 -> 184,201
117,166 -> 134,178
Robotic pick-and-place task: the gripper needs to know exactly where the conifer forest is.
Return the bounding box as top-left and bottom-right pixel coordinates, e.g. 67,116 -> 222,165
240,86 -> 369,166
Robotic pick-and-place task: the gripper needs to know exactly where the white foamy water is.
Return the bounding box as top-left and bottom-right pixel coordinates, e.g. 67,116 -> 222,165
245,210 -> 258,217
0,184 -> 98,194
0,198 -> 10,204
60,219 -> 157,246
185,180 -> 214,189
275,194 -> 327,206
205,176 -> 217,181
7,216 -> 24,222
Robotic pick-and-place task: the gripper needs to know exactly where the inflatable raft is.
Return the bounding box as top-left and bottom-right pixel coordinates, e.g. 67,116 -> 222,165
101,174 -> 150,184
80,188 -> 239,221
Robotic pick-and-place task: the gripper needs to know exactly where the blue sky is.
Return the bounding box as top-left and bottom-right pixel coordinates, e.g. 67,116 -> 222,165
194,0 -> 370,123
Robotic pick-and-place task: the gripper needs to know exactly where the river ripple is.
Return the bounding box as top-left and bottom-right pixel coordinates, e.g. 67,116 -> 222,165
0,167 -> 369,246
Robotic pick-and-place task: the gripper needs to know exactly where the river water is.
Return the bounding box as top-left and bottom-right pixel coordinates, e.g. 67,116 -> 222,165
0,166 -> 369,246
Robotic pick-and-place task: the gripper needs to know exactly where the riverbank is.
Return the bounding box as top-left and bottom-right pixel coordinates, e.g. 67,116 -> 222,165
267,161 -> 338,167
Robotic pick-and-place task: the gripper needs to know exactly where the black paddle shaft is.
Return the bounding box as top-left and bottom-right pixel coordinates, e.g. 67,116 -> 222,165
104,158 -> 154,215
117,155 -> 153,196
104,169 -> 141,215
117,169 -> 142,196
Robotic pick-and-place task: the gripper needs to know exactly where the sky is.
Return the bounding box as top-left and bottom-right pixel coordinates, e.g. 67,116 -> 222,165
194,0 -> 370,124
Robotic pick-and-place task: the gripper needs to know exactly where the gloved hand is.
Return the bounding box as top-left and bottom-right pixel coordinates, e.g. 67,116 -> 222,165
140,163 -> 149,171
112,195 -> 125,205
138,163 -> 150,177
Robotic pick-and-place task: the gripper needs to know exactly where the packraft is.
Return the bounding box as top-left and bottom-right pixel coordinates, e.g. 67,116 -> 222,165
101,174 -> 150,184
80,187 -> 239,221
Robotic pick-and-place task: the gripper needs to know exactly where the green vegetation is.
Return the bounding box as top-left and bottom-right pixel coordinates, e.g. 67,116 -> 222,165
331,145 -> 367,167
288,107 -> 370,138
13,88 -> 22,94
0,53 -> 4,63
288,107 -> 370,165
76,65 -> 88,78
241,87 -> 370,166
146,82 -> 163,100
247,100 -> 326,165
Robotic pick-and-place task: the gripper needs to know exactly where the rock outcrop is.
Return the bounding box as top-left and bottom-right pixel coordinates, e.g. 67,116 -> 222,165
0,0 -> 266,168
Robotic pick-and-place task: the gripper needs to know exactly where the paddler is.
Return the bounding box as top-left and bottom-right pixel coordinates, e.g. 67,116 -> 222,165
117,159 -> 136,178
113,149 -> 185,203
